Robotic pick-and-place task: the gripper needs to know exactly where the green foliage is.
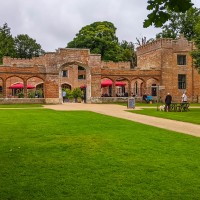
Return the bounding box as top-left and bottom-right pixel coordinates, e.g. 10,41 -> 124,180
72,87 -> 83,98
0,23 -> 15,63
191,35 -> 200,72
65,88 -> 73,99
190,18 -> 200,72
0,23 -> 45,63
119,40 -> 137,67
28,91 -> 35,98
17,91 -> 24,98
144,0 -> 193,27
154,7 -> 200,72
14,34 -> 45,59
67,21 -> 136,63
156,7 -> 200,40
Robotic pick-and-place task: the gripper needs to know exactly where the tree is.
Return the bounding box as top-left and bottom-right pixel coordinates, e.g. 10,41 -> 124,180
156,7 -> 200,40
0,23 -> 15,63
67,21 -> 126,62
154,6 -> 200,72
14,34 -> 45,59
119,40 -> 137,68
144,0 -> 193,27
191,21 -> 200,72
135,36 -> 155,46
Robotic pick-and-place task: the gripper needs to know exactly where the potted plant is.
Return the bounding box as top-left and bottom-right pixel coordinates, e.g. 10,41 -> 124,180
17,91 -> 24,98
72,88 -> 83,103
65,88 -> 73,102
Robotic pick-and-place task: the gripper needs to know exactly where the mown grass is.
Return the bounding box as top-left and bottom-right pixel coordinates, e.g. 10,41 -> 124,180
129,108 -> 200,125
116,102 -> 200,107
0,109 -> 200,200
0,104 -> 43,108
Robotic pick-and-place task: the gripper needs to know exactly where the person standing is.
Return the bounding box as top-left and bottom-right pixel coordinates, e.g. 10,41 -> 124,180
165,93 -> 172,112
62,90 -> 66,103
182,91 -> 188,102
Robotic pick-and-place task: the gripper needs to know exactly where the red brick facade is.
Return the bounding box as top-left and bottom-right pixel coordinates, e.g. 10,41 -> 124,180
0,35 -> 200,104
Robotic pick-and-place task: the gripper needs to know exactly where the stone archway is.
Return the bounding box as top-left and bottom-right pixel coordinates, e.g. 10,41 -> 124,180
59,61 -> 91,103
146,78 -> 160,96
6,76 -> 24,98
131,78 -> 145,97
27,76 -> 45,98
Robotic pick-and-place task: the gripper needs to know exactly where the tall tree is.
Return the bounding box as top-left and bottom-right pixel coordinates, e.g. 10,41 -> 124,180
67,21 -> 125,62
191,21 -> 200,72
119,40 -> 137,68
0,23 -> 15,63
14,34 -> 45,59
156,7 -> 200,40
155,7 -> 200,72
144,0 -> 193,28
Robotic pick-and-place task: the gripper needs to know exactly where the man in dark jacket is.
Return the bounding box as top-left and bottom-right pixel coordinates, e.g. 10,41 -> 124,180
165,93 -> 172,112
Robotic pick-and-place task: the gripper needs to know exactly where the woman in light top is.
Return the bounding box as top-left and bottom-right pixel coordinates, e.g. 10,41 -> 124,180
182,91 -> 187,102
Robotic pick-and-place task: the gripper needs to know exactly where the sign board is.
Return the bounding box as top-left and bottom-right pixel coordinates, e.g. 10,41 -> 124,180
159,86 -> 165,90
127,97 -> 135,109
151,85 -> 165,90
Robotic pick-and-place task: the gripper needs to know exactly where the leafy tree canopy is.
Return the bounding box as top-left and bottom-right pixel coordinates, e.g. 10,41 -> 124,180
67,21 -> 118,61
191,21 -> 200,72
14,34 -> 45,59
154,6 -> 200,72
0,23 -> 45,63
144,0 -> 193,27
156,7 -> 200,40
0,23 -> 15,63
67,21 -> 136,65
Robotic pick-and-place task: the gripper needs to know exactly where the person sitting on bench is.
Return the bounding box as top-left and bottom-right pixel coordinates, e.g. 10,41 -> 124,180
147,95 -> 152,103
142,93 -> 148,103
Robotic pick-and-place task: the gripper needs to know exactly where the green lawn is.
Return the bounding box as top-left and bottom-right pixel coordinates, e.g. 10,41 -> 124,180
0,104 -> 43,108
117,102 -> 200,107
129,108 -> 200,125
1,109 -> 200,200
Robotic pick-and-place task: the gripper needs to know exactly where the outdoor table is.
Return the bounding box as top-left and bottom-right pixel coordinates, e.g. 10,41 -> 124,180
170,102 -> 190,112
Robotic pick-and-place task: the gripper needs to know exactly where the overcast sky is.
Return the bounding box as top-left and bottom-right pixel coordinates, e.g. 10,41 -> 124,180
0,0 -> 200,52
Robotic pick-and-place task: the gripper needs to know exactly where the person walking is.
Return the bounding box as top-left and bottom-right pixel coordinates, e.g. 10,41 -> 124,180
165,93 -> 172,112
182,91 -> 188,102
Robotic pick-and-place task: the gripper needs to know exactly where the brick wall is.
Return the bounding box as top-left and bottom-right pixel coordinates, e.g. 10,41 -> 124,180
0,36 -> 200,104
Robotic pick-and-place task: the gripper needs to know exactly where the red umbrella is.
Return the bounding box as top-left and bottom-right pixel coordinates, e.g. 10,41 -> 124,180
80,85 -> 86,89
101,80 -> 126,87
115,81 -> 126,86
9,83 -> 35,89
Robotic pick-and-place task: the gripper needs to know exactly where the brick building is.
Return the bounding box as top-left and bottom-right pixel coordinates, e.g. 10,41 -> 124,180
0,35 -> 199,104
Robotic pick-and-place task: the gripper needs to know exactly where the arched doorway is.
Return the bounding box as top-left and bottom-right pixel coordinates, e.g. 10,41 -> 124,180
6,76 -> 24,98
27,77 -> 44,98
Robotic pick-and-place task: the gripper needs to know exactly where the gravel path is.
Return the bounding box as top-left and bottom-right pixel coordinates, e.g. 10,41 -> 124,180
44,103 -> 200,138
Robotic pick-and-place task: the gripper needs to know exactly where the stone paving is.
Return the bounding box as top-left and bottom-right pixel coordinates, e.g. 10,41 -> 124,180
43,103 -> 200,138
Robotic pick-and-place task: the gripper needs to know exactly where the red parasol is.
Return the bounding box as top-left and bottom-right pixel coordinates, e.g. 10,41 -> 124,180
101,80 -> 126,87
9,83 -> 35,89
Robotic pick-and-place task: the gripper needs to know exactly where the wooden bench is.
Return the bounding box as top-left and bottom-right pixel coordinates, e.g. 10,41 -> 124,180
170,102 -> 190,112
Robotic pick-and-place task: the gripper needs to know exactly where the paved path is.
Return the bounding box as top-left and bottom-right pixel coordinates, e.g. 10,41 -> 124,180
44,103 -> 200,138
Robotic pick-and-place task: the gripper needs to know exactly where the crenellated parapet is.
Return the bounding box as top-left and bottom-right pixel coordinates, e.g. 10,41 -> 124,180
2,56 -> 46,66
137,35 -> 194,56
101,61 -> 131,70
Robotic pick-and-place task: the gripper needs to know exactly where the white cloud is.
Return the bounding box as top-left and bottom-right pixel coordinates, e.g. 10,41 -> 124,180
0,0 -> 199,52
